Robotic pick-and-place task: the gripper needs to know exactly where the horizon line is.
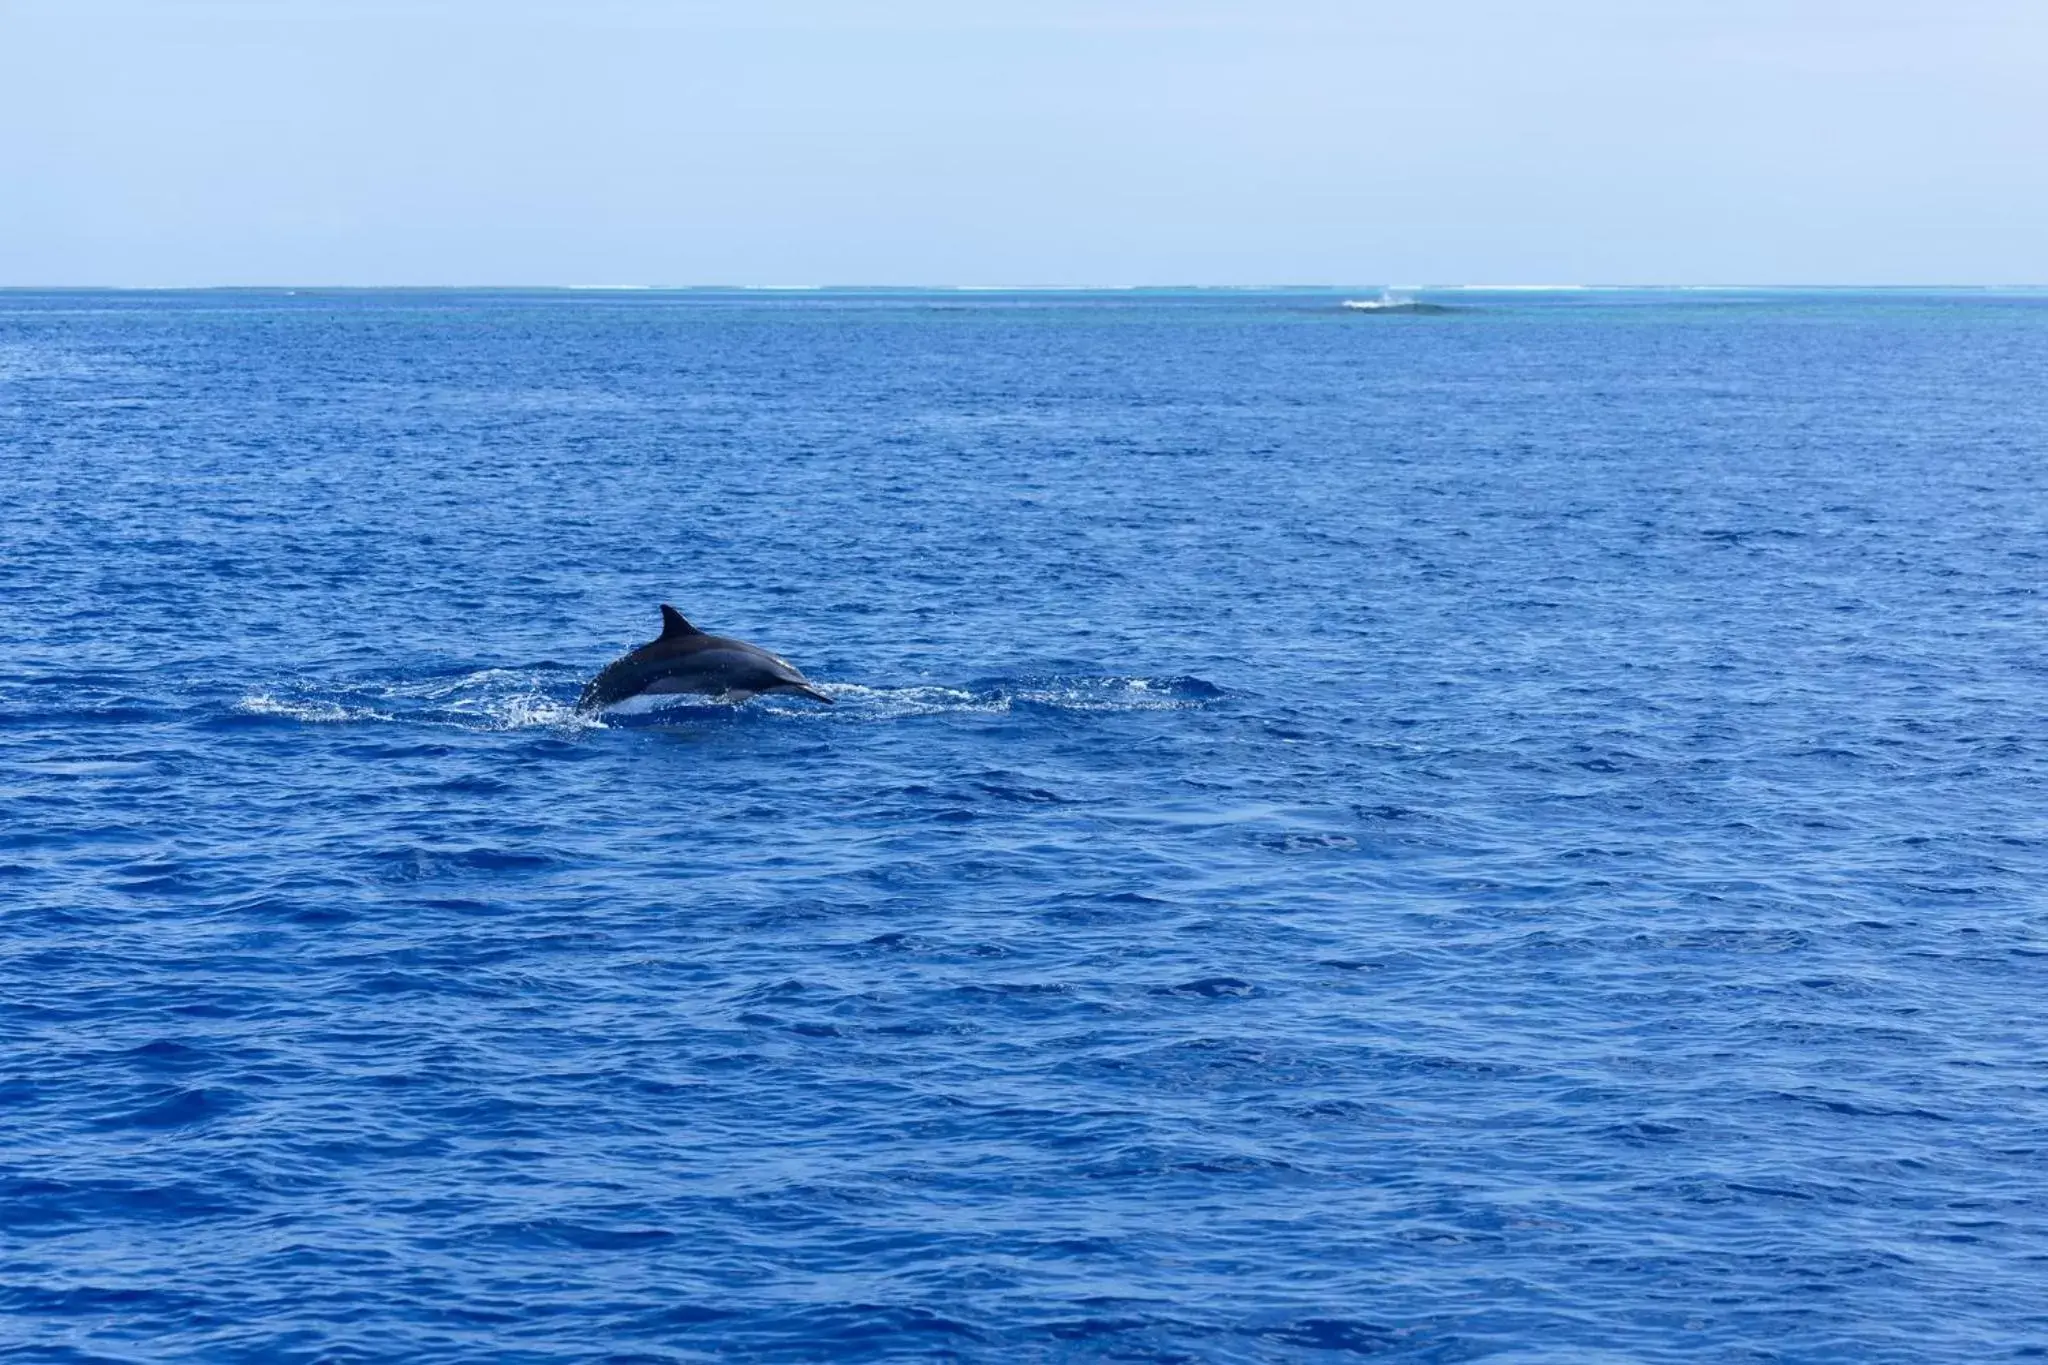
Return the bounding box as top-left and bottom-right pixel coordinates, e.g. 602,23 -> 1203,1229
3,282 -> 2046,294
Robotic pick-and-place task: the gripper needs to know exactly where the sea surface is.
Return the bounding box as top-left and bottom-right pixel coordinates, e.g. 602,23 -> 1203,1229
3,288 -> 2046,1363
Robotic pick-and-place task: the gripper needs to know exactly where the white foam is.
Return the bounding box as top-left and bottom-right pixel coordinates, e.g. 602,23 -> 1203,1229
479,695 -> 588,731
811,677 -> 1213,720
233,673 -> 1211,733
822,683 -> 1001,720
1011,678 -> 1208,712
236,665 -> 596,733
236,693 -> 388,724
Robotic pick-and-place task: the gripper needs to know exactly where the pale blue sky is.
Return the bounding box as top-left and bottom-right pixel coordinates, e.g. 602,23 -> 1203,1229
3,0 -> 2043,286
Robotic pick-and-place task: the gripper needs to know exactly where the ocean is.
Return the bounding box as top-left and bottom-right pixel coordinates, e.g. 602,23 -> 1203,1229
3,288 -> 2045,1362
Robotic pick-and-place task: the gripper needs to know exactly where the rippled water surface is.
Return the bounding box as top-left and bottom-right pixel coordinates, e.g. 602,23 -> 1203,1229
4,289 -> 2046,1362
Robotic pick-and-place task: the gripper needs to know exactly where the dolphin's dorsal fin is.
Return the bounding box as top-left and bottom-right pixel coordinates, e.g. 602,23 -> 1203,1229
658,604 -> 702,639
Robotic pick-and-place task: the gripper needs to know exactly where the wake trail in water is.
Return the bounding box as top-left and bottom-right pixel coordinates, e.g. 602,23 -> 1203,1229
232,665 -> 593,732
231,671 -> 1225,732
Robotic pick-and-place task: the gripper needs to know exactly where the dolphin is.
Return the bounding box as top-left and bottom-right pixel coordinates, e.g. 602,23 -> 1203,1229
578,605 -> 835,711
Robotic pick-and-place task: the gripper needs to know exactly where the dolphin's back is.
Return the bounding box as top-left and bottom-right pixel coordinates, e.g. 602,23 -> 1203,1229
578,607 -> 833,710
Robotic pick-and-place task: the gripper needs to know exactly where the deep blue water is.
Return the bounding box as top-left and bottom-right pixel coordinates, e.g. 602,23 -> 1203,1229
3,288 -> 2046,1363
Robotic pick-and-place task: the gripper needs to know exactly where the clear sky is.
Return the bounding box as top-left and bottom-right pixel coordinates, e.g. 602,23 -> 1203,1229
3,0 -> 2043,286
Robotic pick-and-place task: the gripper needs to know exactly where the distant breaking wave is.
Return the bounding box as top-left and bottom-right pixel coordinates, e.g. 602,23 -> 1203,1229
1340,290 -> 1456,315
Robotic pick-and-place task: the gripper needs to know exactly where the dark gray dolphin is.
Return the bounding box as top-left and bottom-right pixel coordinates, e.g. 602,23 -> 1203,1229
578,605 -> 835,711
